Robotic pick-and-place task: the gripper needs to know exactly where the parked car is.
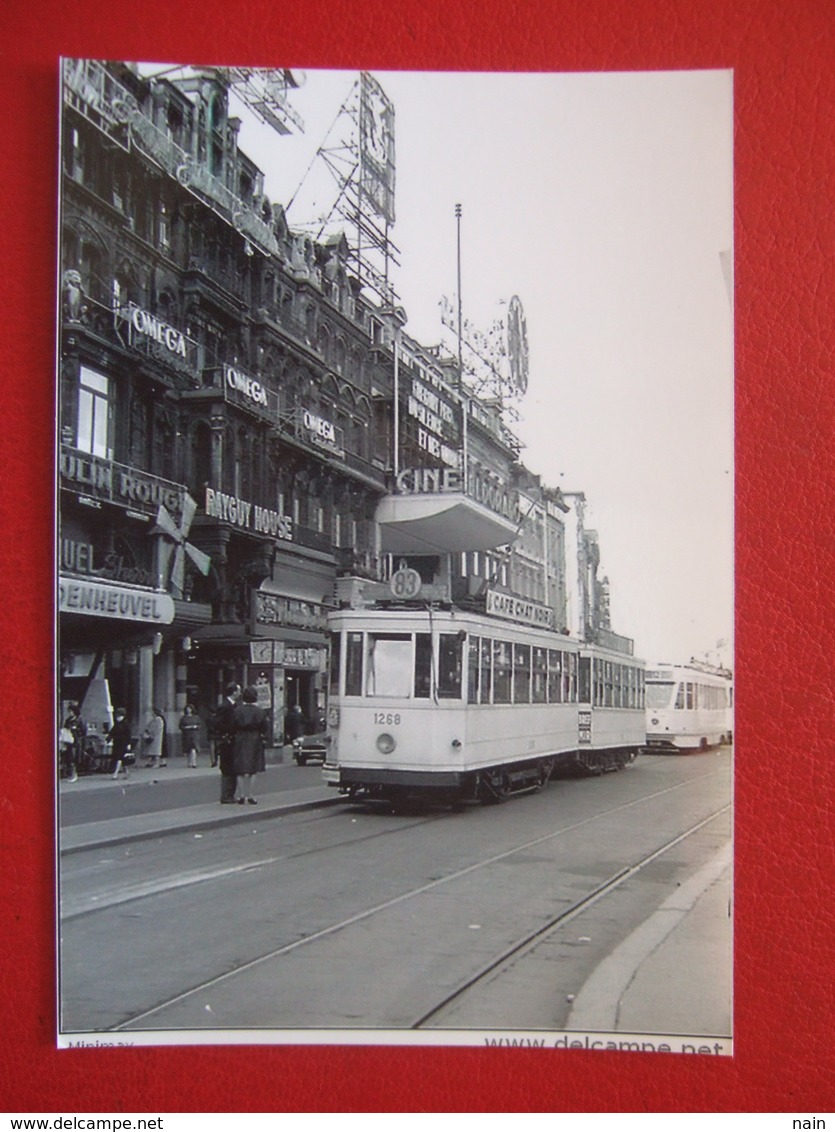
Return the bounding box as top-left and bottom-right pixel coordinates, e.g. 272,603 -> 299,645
292,732 -> 329,765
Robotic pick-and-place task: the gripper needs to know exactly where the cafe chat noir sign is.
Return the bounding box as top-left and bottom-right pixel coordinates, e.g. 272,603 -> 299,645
485,588 -> 556,630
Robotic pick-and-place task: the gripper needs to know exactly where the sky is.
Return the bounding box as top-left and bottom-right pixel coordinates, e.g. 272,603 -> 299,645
225,67 -> 734,667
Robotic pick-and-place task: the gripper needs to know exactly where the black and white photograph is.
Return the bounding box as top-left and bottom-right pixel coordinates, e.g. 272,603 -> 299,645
56,60 -> 733,1051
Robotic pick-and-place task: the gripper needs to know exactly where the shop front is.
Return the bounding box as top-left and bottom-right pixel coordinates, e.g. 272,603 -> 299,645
249,576 -> 331,746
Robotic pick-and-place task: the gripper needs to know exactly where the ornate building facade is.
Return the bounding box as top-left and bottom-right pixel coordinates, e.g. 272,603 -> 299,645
58,60 -> 631,756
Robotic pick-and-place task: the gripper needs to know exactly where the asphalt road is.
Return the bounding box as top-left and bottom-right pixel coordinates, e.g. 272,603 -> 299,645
59,749 -> 731,1038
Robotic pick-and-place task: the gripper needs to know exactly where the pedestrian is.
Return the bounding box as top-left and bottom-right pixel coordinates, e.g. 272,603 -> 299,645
232,685 -> 269,804
107,708 -> 134,779
212,682 -> 241,804
141,708 -> 166,768
179,703 -> 201,768
285,702 -> 305,743
60,703 -> 86,781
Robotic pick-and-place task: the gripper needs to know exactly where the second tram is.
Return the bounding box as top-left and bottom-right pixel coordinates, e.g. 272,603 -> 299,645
644,662 -> 733,751
322,605 -> 646,806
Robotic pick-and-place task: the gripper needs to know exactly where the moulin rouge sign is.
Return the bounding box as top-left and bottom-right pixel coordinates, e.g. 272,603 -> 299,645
60,448 -> 185,518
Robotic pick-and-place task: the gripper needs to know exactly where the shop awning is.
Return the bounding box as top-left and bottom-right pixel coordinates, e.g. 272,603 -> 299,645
375,493 -> 517,555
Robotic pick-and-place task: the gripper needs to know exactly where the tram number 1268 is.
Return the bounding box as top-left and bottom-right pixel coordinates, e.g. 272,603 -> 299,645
374,712 -> 401,726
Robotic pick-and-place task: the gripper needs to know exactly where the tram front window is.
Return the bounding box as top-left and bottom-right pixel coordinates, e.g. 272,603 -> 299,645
366,634 -> 412,698
646,682 -> 675,709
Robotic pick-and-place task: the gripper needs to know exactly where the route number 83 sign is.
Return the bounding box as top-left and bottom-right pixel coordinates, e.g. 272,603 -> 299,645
389,567 -> 422,600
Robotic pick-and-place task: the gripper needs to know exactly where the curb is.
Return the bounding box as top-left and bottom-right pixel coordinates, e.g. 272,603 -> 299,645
566,841 -> 732,1032
59,791 -> 344,855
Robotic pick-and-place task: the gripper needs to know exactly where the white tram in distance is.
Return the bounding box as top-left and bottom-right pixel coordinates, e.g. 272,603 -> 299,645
322,605 -> 646,807
644,662 -> 733,752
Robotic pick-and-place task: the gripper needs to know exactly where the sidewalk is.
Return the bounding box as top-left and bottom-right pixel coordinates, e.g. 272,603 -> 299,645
58,749 -> 342,854
567,841 -> 733,1046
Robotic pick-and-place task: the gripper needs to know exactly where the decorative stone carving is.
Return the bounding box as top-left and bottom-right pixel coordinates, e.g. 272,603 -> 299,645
62,270 -> 87,322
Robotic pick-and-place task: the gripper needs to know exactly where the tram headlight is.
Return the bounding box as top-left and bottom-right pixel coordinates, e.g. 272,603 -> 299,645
651,717 -> 659,726
376,732 -> 397,754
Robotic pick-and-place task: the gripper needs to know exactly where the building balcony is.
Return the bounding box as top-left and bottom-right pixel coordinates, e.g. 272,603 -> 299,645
62,59 -> 278,257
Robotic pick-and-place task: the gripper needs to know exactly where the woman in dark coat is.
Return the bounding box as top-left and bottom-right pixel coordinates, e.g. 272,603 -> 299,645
232,685 -> 269,804
107,708 -> 133,778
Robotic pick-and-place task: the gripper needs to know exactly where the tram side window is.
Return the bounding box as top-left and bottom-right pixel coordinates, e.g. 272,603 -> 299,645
480,637 -> 493,704
594,660 -> 605,707
675,682 -> 685,709
578,656 -> 592,704
564,652 -> 575,703
345,632 -> 363,697
414,633 -> 432,699
367,634 -> 412,698
513,643 -> 531,704
467,636 -> 480,704
686,682 -> 694,710
548,650 -> 562,703
493,640 -> 512,704
329,631 -> 341,697
438,633 -> 463,699
532,647 -> 548,703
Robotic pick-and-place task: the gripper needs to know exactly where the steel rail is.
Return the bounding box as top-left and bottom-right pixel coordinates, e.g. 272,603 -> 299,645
109,769 -> 728,1031
410,803 -> 731,1029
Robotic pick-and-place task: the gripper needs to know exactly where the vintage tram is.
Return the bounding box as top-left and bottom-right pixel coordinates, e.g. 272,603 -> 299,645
644,661 -> 733,751
322,602 -> 646,806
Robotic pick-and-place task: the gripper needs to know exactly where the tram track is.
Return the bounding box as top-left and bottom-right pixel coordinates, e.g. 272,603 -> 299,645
410,804 -> 731,1029
104,769 -> 729,1032
61,762 -> 725,922
61,808 -> 448,921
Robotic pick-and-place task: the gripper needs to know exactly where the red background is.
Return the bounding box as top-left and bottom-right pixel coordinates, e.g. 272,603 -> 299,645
2,0 -> 833,1113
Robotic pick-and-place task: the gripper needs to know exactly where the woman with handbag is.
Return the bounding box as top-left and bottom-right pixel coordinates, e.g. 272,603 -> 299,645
107,708 -> 134,779
179,703 -> 201,768
142,708 -> 166,768
60,703 -> 86,781
232,686 -> 269,804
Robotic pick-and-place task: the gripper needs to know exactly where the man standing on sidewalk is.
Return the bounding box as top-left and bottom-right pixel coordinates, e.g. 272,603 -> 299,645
213,682 -> 241,804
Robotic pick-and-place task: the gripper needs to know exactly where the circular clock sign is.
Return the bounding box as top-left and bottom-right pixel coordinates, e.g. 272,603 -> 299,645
506,295 -> 529,395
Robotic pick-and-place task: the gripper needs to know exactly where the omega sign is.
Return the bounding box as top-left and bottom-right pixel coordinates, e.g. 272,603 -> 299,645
303,410 -> 336,443
125,306 -> 188,358
226,365 -> 268,408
